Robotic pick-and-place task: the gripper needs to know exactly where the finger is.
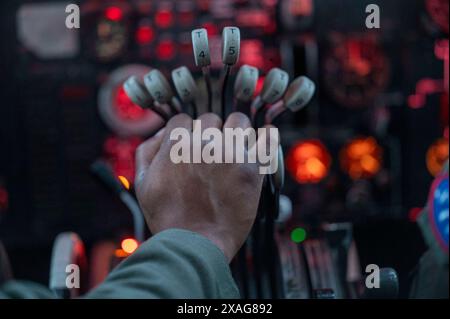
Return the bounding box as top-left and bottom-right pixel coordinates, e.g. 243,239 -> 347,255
161,113 -> 193,148
223,112 -> 251,130
196,113 -> 223,131
135,128 -> 165,187
223,112 -> 253,152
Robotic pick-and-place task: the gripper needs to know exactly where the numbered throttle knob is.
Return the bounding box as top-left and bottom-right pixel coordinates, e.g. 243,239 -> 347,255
222,27 -> 241,66
234,65 -> 259,102
261,68 -> 289,105
191,28 -> 211,67
144,69 -> 174,104
171,66 -> 198,103
283,76 -> 315,112
123,76 -> 153,109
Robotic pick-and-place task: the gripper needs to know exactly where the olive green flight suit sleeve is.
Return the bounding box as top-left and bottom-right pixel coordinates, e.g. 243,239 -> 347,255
86,229 -> 240,299
0,229 -> 240,299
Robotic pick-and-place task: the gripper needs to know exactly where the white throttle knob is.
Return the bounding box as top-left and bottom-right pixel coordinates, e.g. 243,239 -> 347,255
123,76 -> 153,109
234,65 -> 259,102
191,28 -> 211,67
222,26 -> 241,66
143,69 -> 174,104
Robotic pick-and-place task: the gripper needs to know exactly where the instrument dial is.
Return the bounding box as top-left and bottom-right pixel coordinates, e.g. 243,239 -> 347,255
323,36 -> 390,108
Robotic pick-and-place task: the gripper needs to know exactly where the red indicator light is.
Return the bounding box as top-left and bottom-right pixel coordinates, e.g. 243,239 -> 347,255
136,26 -> 155,45
156,40 -> 176,60
155,10 -> 173,28
287,140 -> 331,184
416,78 -> 441,95
340,137 -> 383,180
105,6 -> 123,22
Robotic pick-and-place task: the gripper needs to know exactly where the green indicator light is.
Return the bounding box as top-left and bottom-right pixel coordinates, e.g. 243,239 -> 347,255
291,227 -> 307,244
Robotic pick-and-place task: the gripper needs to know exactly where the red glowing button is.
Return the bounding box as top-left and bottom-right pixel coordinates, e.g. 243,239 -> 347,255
155,10 -> 173,28
156,40 -> 176,60
340,137 -> 383,180
286,140 -> 331,184
136,25 -> 155,45
105,6 -> 123,22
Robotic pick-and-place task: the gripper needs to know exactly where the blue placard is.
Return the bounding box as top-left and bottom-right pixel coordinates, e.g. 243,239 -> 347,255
429,175 -> 449,252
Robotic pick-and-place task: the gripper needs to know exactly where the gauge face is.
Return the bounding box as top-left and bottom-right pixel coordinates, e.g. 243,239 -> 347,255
95,18 -> 128,62
286,140 -> 332,184
114,86 -> 148,121
98,65 -> 163,137
340,137 -> 383,180
425,0 -> 449,34
323,37 -> 390,108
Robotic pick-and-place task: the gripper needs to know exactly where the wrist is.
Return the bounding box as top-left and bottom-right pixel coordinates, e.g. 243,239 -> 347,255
199,233 -> 235,263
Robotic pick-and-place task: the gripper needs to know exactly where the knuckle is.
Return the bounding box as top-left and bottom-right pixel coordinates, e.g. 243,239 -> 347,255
198,113 -> 222,127
198,113 -> 222,126
169,113 -> 192,125
228,112 -> 250,124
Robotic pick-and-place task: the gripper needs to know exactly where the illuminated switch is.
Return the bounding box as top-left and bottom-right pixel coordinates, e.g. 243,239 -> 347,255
156,39 -> 176,60
136,25 -> 155,45
155,9 -> 174,28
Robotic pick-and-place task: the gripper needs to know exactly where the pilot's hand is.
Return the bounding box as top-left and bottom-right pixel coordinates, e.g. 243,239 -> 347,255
135,113 -> 276,262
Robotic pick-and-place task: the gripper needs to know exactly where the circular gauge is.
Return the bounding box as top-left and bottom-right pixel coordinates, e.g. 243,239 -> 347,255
425,0 -> 449,34
286,140 -> 332,184
98,64 -> 163,137
323,37 -> 390,108
340,137 -> 383,180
